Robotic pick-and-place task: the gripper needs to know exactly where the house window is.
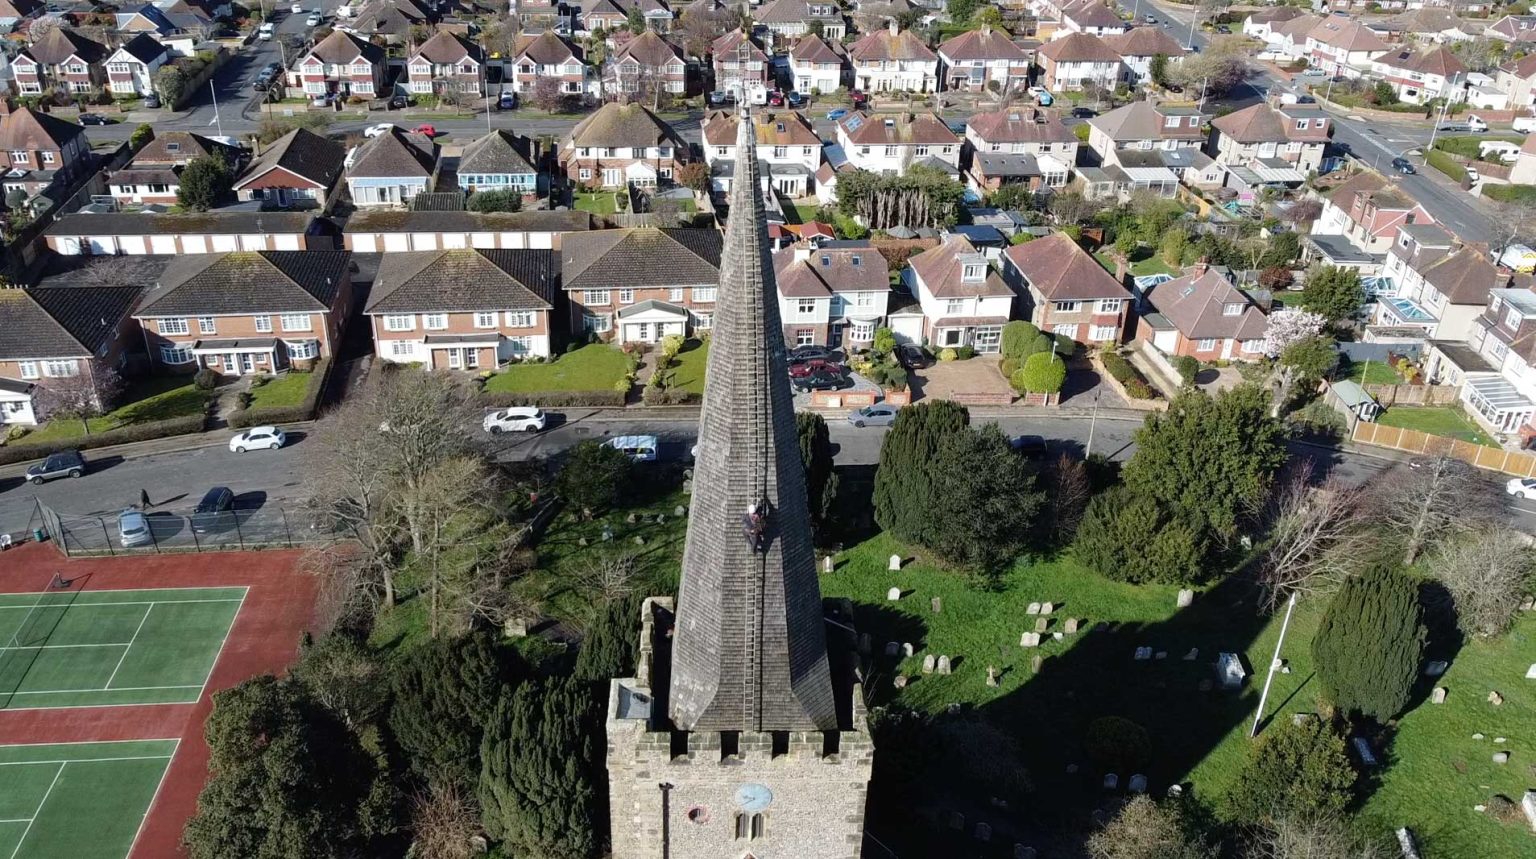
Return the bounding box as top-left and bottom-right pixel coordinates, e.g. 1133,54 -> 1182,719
1054,300 -> 1081,313
669,288 -> 684,302
619,288 -> 635,304
18,361 -> 38,379
796,329 -> 816,345
505,311 -> 535,328
1165,115 -> 1179,128
384,314 -> 415,331
1053,323 -> 1077,337
884,146 -> 898,156
507,336 -> 534,355
773,146 -> 787,158
1240,340 -> 1262,353
389,340 -> 414,357
1295,120 -> 1307,130
583,289 -> 611,306
1222,303 -> 1243,316
1090,324 -> 1118,341
583,312 -> 611,333
796,298 -> 816,315
915,146 -> 929,156
198,317 -> 216,334
579,168 -> 592,180
160,345 -> 195,364
962,263 -> 985,281
1196,338 -> 1218,351
423,313 -> 448,330
39,152 -> 54,165
287,340 -> 319,360
1095,299 -> 1122,314
1507,307 -> 1522,329
475,311 -> 497,328
944,298 -> 964,314
693,287 -> 717,302
157,317 -> 189,335
693,311 -> 713,329
281,314 -> 313,332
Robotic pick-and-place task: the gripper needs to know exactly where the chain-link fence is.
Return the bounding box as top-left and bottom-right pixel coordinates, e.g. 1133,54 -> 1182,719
34,500 -> 342,557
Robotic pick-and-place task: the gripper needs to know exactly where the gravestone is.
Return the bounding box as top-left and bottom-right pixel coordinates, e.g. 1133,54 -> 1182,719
1521,790 -> 1536,832
1040,602 -> 1054,615
937,655 -> 952,675
1496,737 -> 1507,743
1424,660 -> 1448,677
888,554 -> 902,571
655,513 -> 665,525
932,597 -> 942,613
1292,713 -> 1313,727
922,654 -> 936,674
887,587 -> 901,601
1035,617 -> 1049,633
1019,632 -> 1039,647
884,641 -> 899,657
1026,602 -> 1041,615
1154,651 -> 1167,660
1522,597 -> 1535,612
674,505 -> 686,517
626,512 -> 638,524
1489,690 -> 1505,706
1166,784 -> 1183,799
1134,646 -> 1152,660
1432,687 -> 1447,704
1128,774 -> 1147,794
1183,648 -> 1199,661
974,822 -> 992,842
1525,663 -> 1536,679
578,537 -> 588,547
986,666 -> 998,687
1103,773 -> 1119,790
601,526 -> 614,541
1198,678 -> 1213,691
1473,733 -> 1485,740
1352,737 -> 1378,768
503,617 -> 529,638
1217,652 -> 1246,688
1493,751 -> 1510,764
1177,589 -> 1194,608
1053,632 -> 1064,641
1065,763 -> 1078,773
823,556 -> 834,574
902,642 -> 914,657
1064,618 -> 1079,634
1031,655 -> 1043,673
893,675 -> 907,690
633,535 -> 645,546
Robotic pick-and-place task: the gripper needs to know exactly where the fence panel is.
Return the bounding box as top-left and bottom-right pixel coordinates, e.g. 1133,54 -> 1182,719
1352,422 -> 1536,478
38,501 -> 339,558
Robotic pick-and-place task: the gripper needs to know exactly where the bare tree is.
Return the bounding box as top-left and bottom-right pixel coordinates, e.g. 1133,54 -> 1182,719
400,454 -> 514,638
1246,813 -> 1392,859
575,551 -> 639,602
1044,453 -> 1091,544
34,360 -> 123,436
409,780 -> 481,859
74,255 -> 162,287
676,6 -> 741,59
1431,526 -> 1536,638
532,76 -> 566,114
1086,795 -> 1212,859
1259,464 -> 1372,607
1371,457 -> 1501,565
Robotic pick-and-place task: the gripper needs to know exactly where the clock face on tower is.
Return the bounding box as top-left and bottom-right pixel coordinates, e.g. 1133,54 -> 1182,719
734,783 -> 773,813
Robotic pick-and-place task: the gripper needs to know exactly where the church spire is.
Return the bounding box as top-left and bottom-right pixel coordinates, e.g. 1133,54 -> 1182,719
667,107 -> 839,732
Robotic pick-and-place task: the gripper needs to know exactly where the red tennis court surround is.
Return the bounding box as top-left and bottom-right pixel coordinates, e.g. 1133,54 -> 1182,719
0,541 -> 318,859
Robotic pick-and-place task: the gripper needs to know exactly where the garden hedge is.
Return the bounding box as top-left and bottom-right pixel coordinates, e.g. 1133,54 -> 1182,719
480,390 -> 626,408
0,413 -> 209,466
226,360 -> 330,429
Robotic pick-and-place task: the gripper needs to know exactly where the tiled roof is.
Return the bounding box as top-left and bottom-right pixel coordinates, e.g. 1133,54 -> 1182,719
1308,17 -> 1391,52
1375,45 -> 1466,78
136,251 -> 351,317
115,33 -> 167,64
565,101 -> 686,149
1213,102 -> 1329,143
837,111 -> 957,146
849,27 -> 937,63
908,234 -> 1012,298
1103,26 -> 1188,57
1247,7 -> 1304,25
772,241 -> 889,299
366,249 -> 555,313
305,30 -> 382,65
757,0 -> 841,24
412,31 -> 481,64
613,31 -> 683,66
131,131 -> 242,166
513,31 -> 583,65
1089,101 -> 1206,142
0,286 -> 142,360
234,127 -> 346,191
347,128 -> 437,179
0,106 -> 85,152
1063,0 -> 1125,30
1145,268 -> 1267,340
1038,32 -> 1123,63
562,227 -> 722,290
1382,7 -> 1466,34
23,27 -> 107,65
966,107 -> 1076,145
1003,232 -> 1130,301
350,0 -> 431,34
1500,52 -> 1536,78
1422,245 -> 1499,305
791,34 -> 847,64
702,110 -> 820,147
457,130 -> 536,176
712,29 -> 768,62
939,26 -> 1030,62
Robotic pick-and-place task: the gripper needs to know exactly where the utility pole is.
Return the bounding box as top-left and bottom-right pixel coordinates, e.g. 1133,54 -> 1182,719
208,78 -> 224,139
1425,96 -> 1452,154
1085,387 -> 1101,457
1250,591 -> 1298,738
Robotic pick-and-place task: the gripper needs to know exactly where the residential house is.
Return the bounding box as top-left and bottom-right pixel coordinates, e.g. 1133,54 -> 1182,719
1242,6 -> 1307,41
1450,287 -> 1536,435
343,209 -> 594,252
902,234 -> 1014,353
0,286 -> 143,427
1209,101 -> 1331,174
1494,54 -> 1536,111
44,211 -> 323,255
1509,134 -> 1536,185
580,0 -> 673,34
1309,171 -> 1435,255
1306,16 -> 1390,77
0,102 -> 91,197
108,131 -> 244,206
1035,32 -> 1122,92
406,31 -> 485,99
367,249 -> 558,366
1139,263 -> 1268,360
0,0 -> 43,20
937,26 -> 1031,93
104,33 -> 168,97
12,27 -> 107,95
561,101 -> 688,188
1256,13 -> 1325,62
835,111 -> 961,176
509,31 -> 590,98
702,110 -> 822,196
756,0 -> 845,40
233,127 -> 347,209
287,30 -> 387,100
345,127 -> 439,208
1377,225 -> 1497,341
711,29 -> 771,104
964,107 -> 1076,192
1370,44 -> 1466,104
1081,100 -> 1218,198
1057,0 -> 1128,38
605,31 -> 689,97
344,0 -> 434,46
849,23 -> 939,93
456,130 -> 542,197
789,34 -> 849,95
772,239 -> 892,347
1103,26 -> 1188,86
1370,8 -> 1478,44
561,227 -> 723,342
1487,14 -> 1536,45
134,250 -> 354,376
1002,232 -> 1131,343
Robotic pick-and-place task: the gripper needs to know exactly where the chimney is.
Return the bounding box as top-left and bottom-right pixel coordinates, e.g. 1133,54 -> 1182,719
793,244 -> 812,263
0,98 -> 13,116
1193,258 -> 1210,276
888,19 -> 899,36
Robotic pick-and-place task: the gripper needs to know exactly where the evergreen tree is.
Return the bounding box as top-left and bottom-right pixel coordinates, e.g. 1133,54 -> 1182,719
183,676 -> 398,859
927,424 -> 1043,572
1312,565 -> 1426,721
1259,231 -> 1301,269
388,629 -> 508,788
467,189 -> 522,212
177,152 -> 232,212
557,440 -> 634,515
873,400 -> 970,548
796,411 -> 839,540
1074,486 -> 1209,585
574,594 -> 640,682
479,676 -> 601,859
1224,717 -> 1357,824
1299,266 -> 1364,324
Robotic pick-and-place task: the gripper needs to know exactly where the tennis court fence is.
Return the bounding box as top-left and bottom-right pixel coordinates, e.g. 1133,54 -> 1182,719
32,499 -> 345,557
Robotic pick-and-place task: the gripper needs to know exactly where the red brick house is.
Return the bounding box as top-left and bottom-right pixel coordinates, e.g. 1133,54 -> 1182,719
1139,263 -> 1268,360
937,26 -> 1030,93
0,101 -> 91,197
366,249 -> 558,367
134,251 -> 355,377
12,27 -> 107,95
711,29 -> 770,102
406,31 -> 485,99
510,31 -> 589,98
561,227 -> 722,342
287,30 -> 387,100
0,285 -> 142,428
605,31 -> 689,98
109,131 -> 245,206
772,240 -> 892,348
1002,232 -> 1132,344
561,101 -> 688,188
232,127 -> 347,209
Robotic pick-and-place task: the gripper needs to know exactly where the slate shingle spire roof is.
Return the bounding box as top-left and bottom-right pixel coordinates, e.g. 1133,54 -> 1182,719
668,106 -> 839,733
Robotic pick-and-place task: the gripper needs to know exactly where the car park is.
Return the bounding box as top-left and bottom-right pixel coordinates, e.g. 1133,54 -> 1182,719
792,369 -> 851,393
364,123 -> 394,138
894,343 -> 930,370
606,435 -> 658,462
117,509 -> 153,548
1391,157 -> 1415,174
229,426 -> 287,452
26,450 -> 85,485
483,407 -> 547,434
826,107 -> 849,121
1506,477 -> 1536,499
847,404 -> 899,427
191,486 -> 235,534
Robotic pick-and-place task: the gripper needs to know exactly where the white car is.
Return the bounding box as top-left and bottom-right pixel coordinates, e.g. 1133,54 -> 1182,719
483,407 -> 546,434
258,22 -> 275,40
290,2 -> 303,11
229,425 -> 288,452
1506,478 -> 1536,499
306,11 -> 322,25
364,123 -> 394,138
1466,167 -> 1481,184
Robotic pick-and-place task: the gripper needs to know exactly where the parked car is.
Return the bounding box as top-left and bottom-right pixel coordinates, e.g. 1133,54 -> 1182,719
1028,86 -> 1053,106
364,123 -> 394,138
143,92 -> 161,108
190,486 -> 235,534
1466,166 -> 1482,184
311,93 -> 334,107
77,113 -> 112,126
26,450 -> 85,485
1011,434 -> 1048,456
229,425 -> 287,452
894,343 -> 930,370
306,11 -> 322,25
483,407 -> 547,434
118,509 -> 153,548
1144,14 -> 1157,23
946,118 -> 967,135
1297,68 -> 1327,79
826,107 -> 849,121
847,403 -> 899,427
605,434 -> 657,462
1070,106 -> 1096,119
414,124 -> 438,137
792,369 -> 851,393
1506,477 -> 1536,499
258,22 -> 275,40
788,345 -> 835,364
848,89 -> 867,107
788,359 -> 843,378
1215,24 -> 1231,34
498,91 -> 516,110
707,90 -> 736,106
767,90 -> 785,106
290,1 -> 303,11
1391,157 -> 1415,174
787,91 -> 807,107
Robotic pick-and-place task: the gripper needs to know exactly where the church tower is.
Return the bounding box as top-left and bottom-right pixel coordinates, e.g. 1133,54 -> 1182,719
605,107 -> 874,859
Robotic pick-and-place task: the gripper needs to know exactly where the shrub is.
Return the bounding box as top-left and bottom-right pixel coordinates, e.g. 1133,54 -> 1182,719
556,440 -> 634,514
1125,379 -> 1155,399
1313,564 -> 1426,722
938,347 -> 958,361
955,345 -> 976,360
1101,350 -> 1157,399
466,189 -> 522,213
1000,358 -> 1019,377
1286,400 -> 1345,438
1001,320 -> 1042,360
481,389 -> 625,408
1172,354 -> 1199,385
1224,717 -> 1356,824
1052,333 -> 1077,357
882,366 -> 909,391
0,413 -> 208,466
1085,716 -> 1151,773
193,368 -> 221,390
1485,184 -> 1536,204
1425,149 -> 1467,183
872,327 -> 896,355
1074,486 -> 1209,585
1017,352 -> 1067,394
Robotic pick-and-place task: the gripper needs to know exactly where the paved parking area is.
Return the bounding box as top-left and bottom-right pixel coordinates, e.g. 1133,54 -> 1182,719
791,371 -> 880,410
910,356 -> 1013,402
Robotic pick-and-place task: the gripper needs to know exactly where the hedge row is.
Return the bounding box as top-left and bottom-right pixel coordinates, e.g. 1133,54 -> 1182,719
1101,350 -> 1158,401
1485,184 -> 1536,204
1425,149 -> 1467,183
226,361 -> 330,430
480,390 -> 626,408
0,413 -> 208,466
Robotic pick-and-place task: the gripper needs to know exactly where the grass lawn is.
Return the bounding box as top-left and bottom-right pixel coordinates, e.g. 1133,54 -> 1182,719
1426,149 -> 1468,183
1377,405 -> 1494,446
787,203 -> 822,225
668,339 -> 709,394
246,372 -> 311,410
1095,247 -> 1175,278
1341,359 -> 1403,386
20,377 -> 208,444
482,344 -> 630,393
573,190 -> 620,215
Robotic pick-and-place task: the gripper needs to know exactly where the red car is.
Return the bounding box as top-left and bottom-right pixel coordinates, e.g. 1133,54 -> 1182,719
848,89 -> 868,107
767,90 -> 785,106
414,124 -> 438,137
788,358 -> 843,378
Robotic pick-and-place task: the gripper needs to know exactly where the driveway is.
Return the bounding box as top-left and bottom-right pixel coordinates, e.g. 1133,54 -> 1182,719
910,355 -> 1014,403
1060,354 -> 1127,408
792,371 -> 880,410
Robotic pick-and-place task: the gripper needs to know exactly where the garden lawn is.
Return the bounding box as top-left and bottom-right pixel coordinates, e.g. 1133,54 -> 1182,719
1426,149 -> 1468,183
20,377 -> 208,444
246,372 -> 311,409
482,344 -> 630,393
668,340 -> 709,394
573,191 -> 620,215
1342,360 -> 1403,386
1377,405 -> 1494,446
787,203 -> 821,225
1095,248 -> 1175,278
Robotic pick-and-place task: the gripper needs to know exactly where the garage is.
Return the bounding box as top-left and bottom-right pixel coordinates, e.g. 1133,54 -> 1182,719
240,234 -> 265,250
118,236 -> 147,254
87,236 -> 115,254
888,310 -> 925,345
211,235 -> 238,251
149,236 -> 177,254
383,233 -> 410,252
442,233 -> 467,248
183,235 -> 208,253
410,233 -> 438,250
274,235 -> 301,250
351,234 -> 378,252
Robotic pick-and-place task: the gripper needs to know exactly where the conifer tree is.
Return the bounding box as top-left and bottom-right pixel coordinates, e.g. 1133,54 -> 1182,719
873,400 -> 970,547
388,629 -> 507,787
1312,564 -> 1426,721
575,595 -> 640,682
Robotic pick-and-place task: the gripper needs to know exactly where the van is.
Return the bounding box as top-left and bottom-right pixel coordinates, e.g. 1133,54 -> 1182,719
605,435 -> 658,462
1479,140 -> 1521,162
1467,114 -> 1489,133
1515,116 -> 1536,134
1500,244 -> 1536,274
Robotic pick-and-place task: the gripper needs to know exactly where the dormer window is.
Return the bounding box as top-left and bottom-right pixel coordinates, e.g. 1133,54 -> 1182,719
962,263 -> 985,282
1223,303 -> 1243,316
1164,115 -> 1179,128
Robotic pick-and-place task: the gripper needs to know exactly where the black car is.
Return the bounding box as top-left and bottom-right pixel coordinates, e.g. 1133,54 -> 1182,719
1011,435 -> 1048,457
388,94 -> 411,110
793,369 -> 851,393
1391,157 -> 1416,175
190,486 -> 235,534
1070,107 -> 1097,119
787,345 -> 835,364
77,113 -> 111,126
894,343 -> 930,370
26,450 -> 85,485
1215,24 -> 1231,34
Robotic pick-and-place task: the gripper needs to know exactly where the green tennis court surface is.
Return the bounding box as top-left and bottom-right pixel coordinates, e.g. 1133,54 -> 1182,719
0,739 -> 177,859
0,587 -> 245,710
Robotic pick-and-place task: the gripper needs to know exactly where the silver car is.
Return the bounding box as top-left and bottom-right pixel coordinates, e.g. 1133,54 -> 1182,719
847,404 -> 899,428
118,509 -> 153,548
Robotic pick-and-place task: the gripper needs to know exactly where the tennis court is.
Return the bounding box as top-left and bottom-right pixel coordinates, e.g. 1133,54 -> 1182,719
0,587 -> 245,710
0,739 -> 177,859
